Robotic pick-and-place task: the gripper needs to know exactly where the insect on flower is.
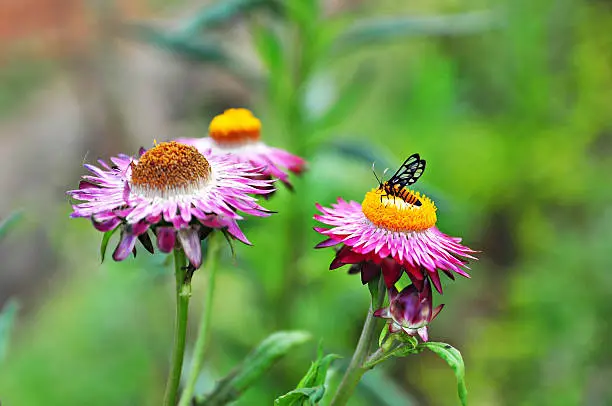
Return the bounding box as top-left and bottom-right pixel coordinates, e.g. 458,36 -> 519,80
373,153 -> 426,206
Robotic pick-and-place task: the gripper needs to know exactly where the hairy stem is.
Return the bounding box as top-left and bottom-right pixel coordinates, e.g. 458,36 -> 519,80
163,249 -> 191,406
330,276 -> 386,406
178,233 -> 222,406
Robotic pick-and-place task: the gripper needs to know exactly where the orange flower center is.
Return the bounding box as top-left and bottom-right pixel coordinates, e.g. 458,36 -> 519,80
209,108 -> 261,145
130,141 -> 211,198
361,186 -> 437,232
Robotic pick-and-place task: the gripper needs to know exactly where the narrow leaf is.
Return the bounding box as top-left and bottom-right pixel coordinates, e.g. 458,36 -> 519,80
275,342 -> 340,405
199,331 -> 311,405
179,0 -> 278,36
313,65 -> 374,131
252,23 -> 285,76
0,299 -> 19,362
127,24 -> 227,62
421,342 -> 468,406
0,210 -> 23,241
333,11 -> 498,54
100,227 -> 120,263
360,368 -> 418,406
324,138 -> 394,170
283,0 -> 319,27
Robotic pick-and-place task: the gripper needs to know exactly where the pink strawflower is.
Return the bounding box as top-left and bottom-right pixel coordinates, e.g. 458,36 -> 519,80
314,186 -> 476,293
68,141 -> 274,268
177,108 -> 305,189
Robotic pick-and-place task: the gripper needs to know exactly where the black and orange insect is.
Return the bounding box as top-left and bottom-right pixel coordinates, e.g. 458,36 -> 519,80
373,153 -> 426,206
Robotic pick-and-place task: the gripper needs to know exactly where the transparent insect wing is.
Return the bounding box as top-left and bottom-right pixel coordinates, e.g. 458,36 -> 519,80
388,153 -> 426,188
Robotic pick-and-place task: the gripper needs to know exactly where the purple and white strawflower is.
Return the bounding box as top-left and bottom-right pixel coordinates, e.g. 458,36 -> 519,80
177,108 -> 305,190
68,141 -> 274,268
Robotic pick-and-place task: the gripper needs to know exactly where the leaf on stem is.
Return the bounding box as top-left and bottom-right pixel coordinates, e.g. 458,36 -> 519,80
420,342 -> 468,406
197,331 -> 311,405
274,342 -> 341,406
333,11 -> 499,54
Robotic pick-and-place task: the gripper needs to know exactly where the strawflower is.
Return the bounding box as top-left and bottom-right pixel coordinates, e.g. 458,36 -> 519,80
67,141 -> 274,268
314,166 -> 476,293
177,108 -> 305,189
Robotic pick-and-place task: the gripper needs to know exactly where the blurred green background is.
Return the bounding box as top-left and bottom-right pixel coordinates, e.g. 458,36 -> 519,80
1,0 -> 611,405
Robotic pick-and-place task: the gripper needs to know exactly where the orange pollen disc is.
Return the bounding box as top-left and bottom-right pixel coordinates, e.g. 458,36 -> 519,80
130,141 -> 211,197
361,187 -> 437,232
208,108 -> 261,145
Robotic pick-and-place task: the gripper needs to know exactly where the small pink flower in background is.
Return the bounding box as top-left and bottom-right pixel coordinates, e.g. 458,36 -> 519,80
314,180 -> 476,293
374,279 -> 443,342
177,108 -> 305,190
68,141 -> 274,268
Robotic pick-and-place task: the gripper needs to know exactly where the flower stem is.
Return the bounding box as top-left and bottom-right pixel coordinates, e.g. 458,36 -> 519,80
330,276 -> 386,406
178,233 -> 221,406
163,249 -> 191,406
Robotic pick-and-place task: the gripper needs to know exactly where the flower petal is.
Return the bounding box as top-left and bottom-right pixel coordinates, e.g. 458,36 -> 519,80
156,227 -> 176,253
178,228 -> 202,268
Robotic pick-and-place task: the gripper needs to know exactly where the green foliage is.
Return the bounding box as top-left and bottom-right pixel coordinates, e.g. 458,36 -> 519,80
332,11 -> 499,54
0,211 -> 23,241
275,344 -> 340,406
4,0 -> 612,405
420,342 -> 467,406
128,24 -> 227,62
100,227 -> 120,263
198,331 -> 311,405
0,299 -> 19,364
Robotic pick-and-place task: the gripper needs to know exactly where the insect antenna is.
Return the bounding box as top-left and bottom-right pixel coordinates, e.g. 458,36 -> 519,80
371,162 -> 383,188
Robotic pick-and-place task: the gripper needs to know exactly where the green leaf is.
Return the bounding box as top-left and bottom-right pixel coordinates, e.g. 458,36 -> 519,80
178,0 -> 279,36
283,0 -> 319,27
0,299 -> 19,363
323,138 -> 394,170
199,331 -> 311,405
275,387 -> 324,406
333,11 -> 498,54
0,210 -> 23,241
421,342 -> 468,406
127,24 -> 227,62
274,343 -> 340,405
252,23 -> 285,76
313,65 -> 374,131
360,368 -> 418,406
100,227 -> 120,263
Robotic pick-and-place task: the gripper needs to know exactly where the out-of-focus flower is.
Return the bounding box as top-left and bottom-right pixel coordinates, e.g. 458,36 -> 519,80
68,141 -> 273,268
374,279 -> 443,342
177,108 -> 305,189
314,187 -> 476,293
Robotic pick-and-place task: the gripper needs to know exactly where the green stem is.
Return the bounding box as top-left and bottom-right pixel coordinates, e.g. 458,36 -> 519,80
330,276 -> 386,406
178,233 -> 222,406
163,249 -> 191,406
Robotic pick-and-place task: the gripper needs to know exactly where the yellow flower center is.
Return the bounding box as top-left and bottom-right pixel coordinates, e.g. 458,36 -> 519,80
130,141 -> 211,198
209,108 -> 261,145
361,186 -> 437,232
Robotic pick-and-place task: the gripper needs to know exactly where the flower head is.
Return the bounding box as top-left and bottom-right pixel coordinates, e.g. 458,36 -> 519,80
68,141 -> 274,268
314,185 -> 476,293
177,108 -> 305,189
374,279 -> 443,342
